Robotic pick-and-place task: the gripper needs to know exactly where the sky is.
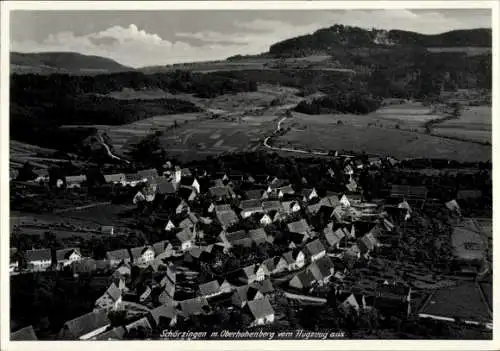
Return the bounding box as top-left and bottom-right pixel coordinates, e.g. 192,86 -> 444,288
10,9 -> 492,68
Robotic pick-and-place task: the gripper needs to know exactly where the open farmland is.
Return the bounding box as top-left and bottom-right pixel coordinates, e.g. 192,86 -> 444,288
273,123 -> 491,162
431,106 -> 491,143
287,101 -> 444,132
158,118 -> 277,162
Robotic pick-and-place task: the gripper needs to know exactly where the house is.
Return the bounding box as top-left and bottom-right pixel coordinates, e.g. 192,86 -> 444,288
262,200 -> 282,213
180,176 -> 201,194
306,255 -> 335,284
304,239 -> 326,262
245,189 -> 266,200
299,188 -> 318,202
248,228 -> 267,245
368,157 -> 383,168
178,297 -> 210,318
321,195 -> 340,208
209,186 -> 235,201
10,325 -> 38,340
178,187 -> 197,202
124,173 -> 145,187
101,225 -> 114,236
152,240 -> 173,256
287,219 -> 312,237
260,214 -> 273,226
219,230 -> 253,249
55,248 -> 82,268
346,193 -> 363,205
93,326 -> 126,341
261,256 -> 288,275
358,232 -> 380,257
25,248 -> 52,271
178,213 -> 199,230
156,178 -> 176,195
129,246 -> 155,265
124,316 -> 153,335
58,309 -> 111,340
216,209 -> 239,229
246,296 -> 275,327
148,304 -> 177,329
282,249 -> 306,271
337,292 -> 367,314
445,199 -> 461,215
289,270 -> 316,290
339,194 -> 351,207
133,191 -> 146,204
231,285 -> 263,307
241,264 -> 258,284
274,185 -> 295,198
239,199 -> 263,218
198,280 -> 222,298
282,201 -> 301,215
164,219 -> 176,231
344,165 -> 354,176
106,249 -> 131,267
65,175 -> 87,189
104,173 -> 126,184
343,244 -> 361,266
138,168 -> 159,183
176,228 -> 196,251
175,199 -> 190,215
95,283 -> 122,311
324,225 -> 346,249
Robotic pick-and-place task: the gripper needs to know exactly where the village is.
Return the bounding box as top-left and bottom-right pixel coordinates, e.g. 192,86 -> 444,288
9,150 -> 492,341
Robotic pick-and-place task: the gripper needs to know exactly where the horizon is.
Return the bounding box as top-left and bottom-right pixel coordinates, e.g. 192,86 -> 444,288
10,9 -> 492,68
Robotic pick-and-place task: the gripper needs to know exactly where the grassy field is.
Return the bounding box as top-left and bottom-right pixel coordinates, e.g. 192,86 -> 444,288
274,123 -> 491,162
288,102 -> 442,133
431,106 -> 491,143
159,118 -> 277,162
426,47 -> 491,56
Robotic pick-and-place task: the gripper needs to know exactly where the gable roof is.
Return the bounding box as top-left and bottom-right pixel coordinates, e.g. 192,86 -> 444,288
261,256 -> 282,272
324,226 -> 346,247
216,210 -> 239,227
282,249 -> 303,264
215,204 -> 232,213
176,228 -> 195,243
282,201 -> 300,213
250,279 -> 275,294
290,270 -> 315,288
307,256 -> 334,281
179,297 -> 209,317
359,232 -> 379,251
248,228 -> 267,244
152,240 -> 172,254
240,199 -> 262,210
60,309 -> 110,339
11,325 -> 38,340
104,173 -> 125,183
56,248 -> 80,261
262,201 -> 282,211
287,219 -> 311,234
129,246 -> 153,259
321,195 -> 340,207
245,189 -> 264,200
247,296 -> 274,319
199,280 -> 221,296
304,239 -> 326,256
25,248 -> 51,262
156,178 -> 176,195
224,230 -> 253,247
137,168 -> 159,181
104,283 -> 122,301
209,186 -> 232,198
149,304 -> 176,326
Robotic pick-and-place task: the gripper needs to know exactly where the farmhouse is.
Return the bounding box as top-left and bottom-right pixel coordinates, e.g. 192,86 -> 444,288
176,228 -> 197,251
245,296 -> 275,327
55,248 -> 82,268
304,239 -> 326,262
10,325 -> 38,340
130,246 -> 155,265
95,283 -> 122,311
282,201 -> 301,215
104,173 -> 125,184
106,249 -> 131,267
25,248 -> 52,271
65,175 -> 87,189
239,199 -> 263,218
58,309 -> 111,340
282,249 -> 306,271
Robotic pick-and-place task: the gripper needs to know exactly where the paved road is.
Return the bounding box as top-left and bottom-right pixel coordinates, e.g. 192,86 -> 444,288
97,134 -> 130,164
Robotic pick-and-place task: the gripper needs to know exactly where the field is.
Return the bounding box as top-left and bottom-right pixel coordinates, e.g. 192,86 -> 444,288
10,141 -> 61,169
426,47 -> 491,56
158,118 -> 277,162
288,102 -> 443,132
419,282 -> 491,323
431,106 -> 491,143
274,123 -> 491,162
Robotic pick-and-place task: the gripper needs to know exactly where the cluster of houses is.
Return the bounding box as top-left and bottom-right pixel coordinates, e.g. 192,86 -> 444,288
12,156 -> 432,340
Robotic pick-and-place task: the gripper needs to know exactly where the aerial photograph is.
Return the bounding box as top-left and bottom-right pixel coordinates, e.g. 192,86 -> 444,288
6,5 -> 493,342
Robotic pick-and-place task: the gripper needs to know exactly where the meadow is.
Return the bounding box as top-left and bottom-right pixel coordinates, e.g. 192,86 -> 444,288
431,106 -> 491,143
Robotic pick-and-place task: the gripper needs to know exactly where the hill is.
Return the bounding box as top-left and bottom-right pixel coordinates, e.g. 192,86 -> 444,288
10,52 -> 133,74
269,26 -> 491,57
